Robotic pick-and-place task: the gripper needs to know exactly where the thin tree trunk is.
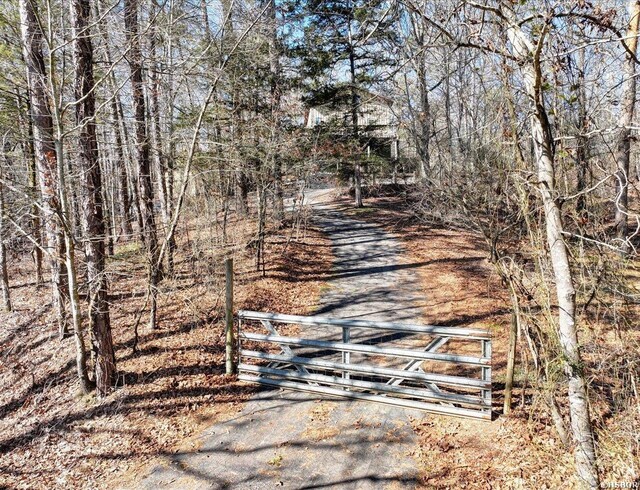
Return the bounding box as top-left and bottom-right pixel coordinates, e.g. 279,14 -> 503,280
165,1 -> 176,267
506,14 -> 600,488
237,170 -> 249,215
614,0 -> 640,243
95,4 -> 133,240
72,0 -> 116,396
55,139 -> 92,394
268,0 -> 284,225
414,15 -> 430,181
149,18 -> 174,275
575,48 -> 589,213
0,143 -> 11,312
124,0 -> 161,330
34,0 -> 94,393
347,6 -> 363,208
116,84 -> 143,236
16,91 -> 43,285
256,184 -> 266,275
503,297 -> 518,414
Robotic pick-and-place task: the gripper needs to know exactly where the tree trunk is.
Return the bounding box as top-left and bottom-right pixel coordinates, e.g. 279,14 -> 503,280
574,48 -> 589,214
95,4 -> 133,240
19,0 -> 69,337
256,184 -> 266,275
506,15 -> 600,488
415,25 -> 430,181
72,0 -> 116,396
347,9 -> 363,208
116,83 -> 143,236
110,91 -> 133,239
149,29 -> 174,276
56,138 -> 92,394
0,143 -> 11,312
124,0 -> 161,330
16,91 -> 44,285
614,0 -> 640,243
503,298 -> 518,414
237,170 -> 249,215
268,0 -> 284,225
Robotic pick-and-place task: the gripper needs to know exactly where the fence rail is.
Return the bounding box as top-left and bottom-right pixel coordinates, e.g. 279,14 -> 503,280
237,310 -> 492,420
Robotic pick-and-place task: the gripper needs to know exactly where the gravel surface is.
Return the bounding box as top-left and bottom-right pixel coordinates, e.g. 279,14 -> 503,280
139,195 -> 425,490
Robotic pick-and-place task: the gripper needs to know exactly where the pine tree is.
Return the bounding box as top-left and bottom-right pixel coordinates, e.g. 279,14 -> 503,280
292,0 -> 398,206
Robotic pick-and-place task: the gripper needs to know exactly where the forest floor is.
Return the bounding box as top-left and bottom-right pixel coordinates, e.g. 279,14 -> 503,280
1,190 -> 637,489
0,212 -> 333,489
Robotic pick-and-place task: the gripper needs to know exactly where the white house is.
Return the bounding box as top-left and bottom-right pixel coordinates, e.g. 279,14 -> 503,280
305,87 -> 401,159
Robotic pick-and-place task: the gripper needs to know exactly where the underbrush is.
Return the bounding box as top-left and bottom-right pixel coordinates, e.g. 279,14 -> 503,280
338,192 -> 639,487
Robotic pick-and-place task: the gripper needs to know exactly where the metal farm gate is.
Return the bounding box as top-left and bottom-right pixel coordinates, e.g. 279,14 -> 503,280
236,310 -> 492,420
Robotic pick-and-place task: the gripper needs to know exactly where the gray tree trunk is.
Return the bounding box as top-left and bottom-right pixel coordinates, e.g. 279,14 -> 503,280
16,92 -> 43,285
0,142 -> 12,312
268,0 -> 284,225
148,10 -> 174,275
412,8 -> 430,181
95,3 -> 133,239
614,1 -> 640,243
347,8 -> 363,208
505,11 -> 600,489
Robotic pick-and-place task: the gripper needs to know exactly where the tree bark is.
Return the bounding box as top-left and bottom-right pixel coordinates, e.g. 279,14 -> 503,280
506,13 -> 600,488
413,11 -> 430,181
268,0 -> 284,225
347,5 -> 363,208
124,0 -> 161,330
614,0 -> 640,243
0,142 -> 12,312
16,91 -> 44,285
72,0 -> 116,396
19,0 -> 69,337
148,16 -> 174,275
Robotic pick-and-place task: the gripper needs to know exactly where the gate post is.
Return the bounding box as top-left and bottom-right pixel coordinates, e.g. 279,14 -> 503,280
481,338 -> 492,417
225,258 -> 236,374
342,326 -> 351,386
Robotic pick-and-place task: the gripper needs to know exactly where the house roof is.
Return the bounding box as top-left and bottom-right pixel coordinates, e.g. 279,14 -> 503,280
306,85 -> 393,111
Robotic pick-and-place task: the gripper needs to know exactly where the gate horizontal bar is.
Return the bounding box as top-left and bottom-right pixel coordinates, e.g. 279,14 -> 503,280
240,349 -> 489,389
238,374 -> 491,420
238,310 -> 490,340
239,363 -> 489,407
241,332 -> 490,366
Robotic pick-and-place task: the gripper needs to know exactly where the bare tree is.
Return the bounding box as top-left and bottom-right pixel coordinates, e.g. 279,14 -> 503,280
15,92 -> 44,285
72,0 -> 116,395
19,0 -> 91,392
489,4 -> 600,486
124,0 -> 161,330
614,0 -> 640,244
0,139 -> 11,312
18,0 -> 69,336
